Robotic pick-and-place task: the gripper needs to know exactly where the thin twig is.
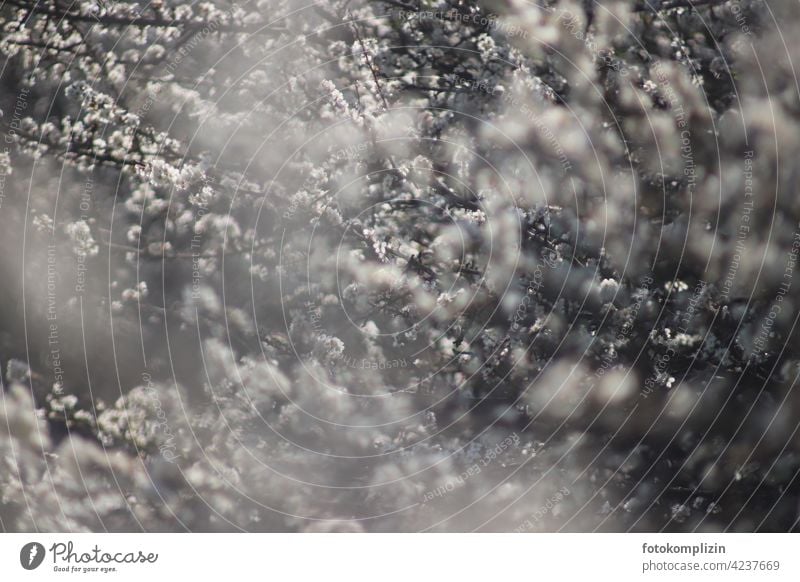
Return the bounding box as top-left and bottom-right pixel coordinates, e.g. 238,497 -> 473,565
633,0 -> 723,12
348,12 -> 390,111
5,0 -> 287,35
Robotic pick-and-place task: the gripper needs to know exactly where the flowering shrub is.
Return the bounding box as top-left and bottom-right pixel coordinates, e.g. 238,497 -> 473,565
1,0 -> 799,532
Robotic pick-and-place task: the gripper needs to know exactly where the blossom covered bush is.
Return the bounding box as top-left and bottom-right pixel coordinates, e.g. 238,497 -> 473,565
1,0 -> 799,532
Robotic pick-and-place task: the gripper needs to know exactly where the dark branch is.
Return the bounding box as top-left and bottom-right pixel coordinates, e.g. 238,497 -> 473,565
4,0 -> 288,35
